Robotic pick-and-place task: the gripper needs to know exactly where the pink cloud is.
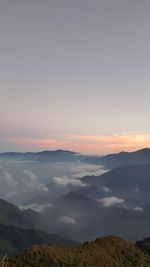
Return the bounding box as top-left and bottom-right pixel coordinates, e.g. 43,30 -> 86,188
66,134 -> 150,153
6,134 -> 150,154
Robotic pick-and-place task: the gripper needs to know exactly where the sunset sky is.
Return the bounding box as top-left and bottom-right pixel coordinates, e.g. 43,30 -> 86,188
0,0 -> 150,154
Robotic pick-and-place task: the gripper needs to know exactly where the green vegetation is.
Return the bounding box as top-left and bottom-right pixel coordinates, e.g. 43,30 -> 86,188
7,236 -> 150,266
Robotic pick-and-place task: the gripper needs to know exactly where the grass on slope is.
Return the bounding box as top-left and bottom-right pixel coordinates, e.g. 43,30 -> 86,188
7,236 -> 150,267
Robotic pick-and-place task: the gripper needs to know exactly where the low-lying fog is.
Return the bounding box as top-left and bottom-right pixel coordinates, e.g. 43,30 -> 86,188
0,158 -> 106,204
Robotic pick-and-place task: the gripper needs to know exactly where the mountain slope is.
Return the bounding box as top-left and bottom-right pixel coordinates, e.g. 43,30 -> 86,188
0,198 -> 42,229
8,236 -> 150,267
0,198 -> 78,256
82,163 -> 150,200
101,148 -> 150,168
136,236 -> 150,255
0,224 -> 78,257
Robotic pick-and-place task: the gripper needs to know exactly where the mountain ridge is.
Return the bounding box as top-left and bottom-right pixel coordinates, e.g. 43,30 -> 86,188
1,147 -> 150,166
7,236 -> 150,266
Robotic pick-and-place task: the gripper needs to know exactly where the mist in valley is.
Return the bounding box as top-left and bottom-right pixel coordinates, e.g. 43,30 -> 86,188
0,150 -> 150,243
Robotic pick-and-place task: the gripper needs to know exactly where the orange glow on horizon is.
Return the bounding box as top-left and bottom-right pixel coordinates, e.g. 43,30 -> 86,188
6,134 -> 150,154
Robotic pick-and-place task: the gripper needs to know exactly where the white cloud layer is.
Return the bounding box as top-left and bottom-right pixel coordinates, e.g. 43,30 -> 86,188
52,176 -> 88,187
23,170 -> 48,192
0,167 -> 17,187
60,216 -> 76,224
98,196 -> 125,207
19,203 -> 53,212
133,206 -> 143,212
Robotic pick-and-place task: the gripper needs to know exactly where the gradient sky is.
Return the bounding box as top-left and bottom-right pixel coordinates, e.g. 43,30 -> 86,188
0,0 -> 150,154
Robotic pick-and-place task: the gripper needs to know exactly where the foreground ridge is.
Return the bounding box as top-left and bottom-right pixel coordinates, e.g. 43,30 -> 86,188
6,236 -> 150,267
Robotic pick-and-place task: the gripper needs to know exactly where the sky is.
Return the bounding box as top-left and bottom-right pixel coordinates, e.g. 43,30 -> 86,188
0,0 -> 150,154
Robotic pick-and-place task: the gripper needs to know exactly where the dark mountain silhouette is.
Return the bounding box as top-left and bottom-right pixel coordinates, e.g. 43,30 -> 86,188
0,198 -> 42,229
0,150 -> 79,162
82,163 -> 150,204
77,185 -> 111,198
0,198 -> 78,257
59,191 -> 96,204
0,224 -> 78,257
100,148 -> 150,168
46,191 -> 99,214
1,147 -> 150,167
